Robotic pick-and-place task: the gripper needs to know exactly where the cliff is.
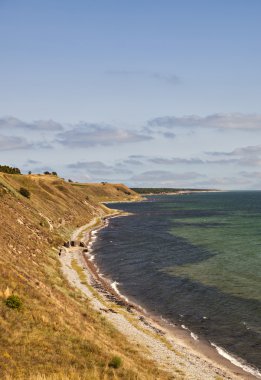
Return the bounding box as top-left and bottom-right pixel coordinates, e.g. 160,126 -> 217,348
0,174 -> 168,380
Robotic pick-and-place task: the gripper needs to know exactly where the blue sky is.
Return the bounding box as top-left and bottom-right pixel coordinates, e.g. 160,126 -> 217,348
1,0 -> 261,189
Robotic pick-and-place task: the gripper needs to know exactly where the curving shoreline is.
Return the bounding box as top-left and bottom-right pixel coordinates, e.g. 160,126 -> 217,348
60,212 -> 260,380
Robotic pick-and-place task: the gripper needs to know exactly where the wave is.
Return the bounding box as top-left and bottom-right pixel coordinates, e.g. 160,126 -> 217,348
190,332 -> 199,341
210,342 -> 261,378
181,324 -> 199,341
111,281 -> 120,294
111,281 -> 129,302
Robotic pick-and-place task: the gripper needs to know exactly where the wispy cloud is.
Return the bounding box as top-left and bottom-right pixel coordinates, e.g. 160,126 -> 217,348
107,70 -> 182,86
129,155 -> 147,159
148,157 -> 204,165
0,134 -> 52,151
130,170 -> 205,183
0,135 -> 33,150
207,145 -> 261,157
148,113 -> 261,130
195,176 -> 251,187
206,145 -> 261,166
0,116 -> 63,131
122,159 -> 143,166
67,161 -> 132,176
26,159 -> 41,164
57,123 -> 152,148
239,171 -> 261,179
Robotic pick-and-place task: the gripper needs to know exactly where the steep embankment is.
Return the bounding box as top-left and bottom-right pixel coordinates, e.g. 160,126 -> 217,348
0,174 -> 169,380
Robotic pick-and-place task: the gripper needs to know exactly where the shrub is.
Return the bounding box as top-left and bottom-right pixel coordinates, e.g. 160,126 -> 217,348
109,356 -> 122,369
5,295 -> 22,309
0,165 -> 21,174
39,219 -> 49,228
19,187 -> 30,198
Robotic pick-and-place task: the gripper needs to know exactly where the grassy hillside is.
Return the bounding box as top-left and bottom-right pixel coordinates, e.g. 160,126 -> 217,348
72,182 -> 140,202
0,174 -> 170,380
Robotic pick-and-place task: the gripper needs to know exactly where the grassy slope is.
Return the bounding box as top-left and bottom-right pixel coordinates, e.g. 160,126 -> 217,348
0,174 -> 170,380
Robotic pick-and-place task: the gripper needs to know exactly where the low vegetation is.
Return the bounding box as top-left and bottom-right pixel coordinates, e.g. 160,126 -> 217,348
44,171 -> 58,176
19,187 -> 30,198
4,295 -> 22,309
109,356 -> 122,369
0,165 -> 21,174
0,173 -> 170,380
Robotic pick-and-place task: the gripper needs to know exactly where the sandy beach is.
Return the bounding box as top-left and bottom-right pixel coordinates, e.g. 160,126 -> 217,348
59,213 -> 260,380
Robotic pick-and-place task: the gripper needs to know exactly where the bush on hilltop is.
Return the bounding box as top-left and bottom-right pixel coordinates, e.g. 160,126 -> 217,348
44,171 -> 58,176
0,165 -> 21,174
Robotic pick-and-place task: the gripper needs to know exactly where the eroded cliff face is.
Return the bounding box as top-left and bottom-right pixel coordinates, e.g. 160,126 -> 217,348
0,174 -> 167,380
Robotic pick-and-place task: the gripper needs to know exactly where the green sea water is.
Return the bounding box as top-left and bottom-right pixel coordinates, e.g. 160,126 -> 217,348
167,205 -> 261,303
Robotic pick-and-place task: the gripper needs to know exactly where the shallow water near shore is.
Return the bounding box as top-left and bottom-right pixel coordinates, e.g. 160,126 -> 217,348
92,192 -> 261,374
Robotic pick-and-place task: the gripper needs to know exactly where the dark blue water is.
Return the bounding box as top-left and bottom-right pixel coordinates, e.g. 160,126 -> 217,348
93,192 -> 261,371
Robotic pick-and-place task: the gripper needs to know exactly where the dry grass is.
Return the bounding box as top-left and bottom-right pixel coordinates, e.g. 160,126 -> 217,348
0,174 -> 171,380
71,182 -> 140,202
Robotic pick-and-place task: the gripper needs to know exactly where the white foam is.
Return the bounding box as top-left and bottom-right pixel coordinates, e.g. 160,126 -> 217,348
162,318 -> 177,328
111,281 -> 129,302
111,281 -> 120,294
211,342 -> 261,378
190,332 -> 199,341
160,316 -> 169,324
181,325 -> 198,341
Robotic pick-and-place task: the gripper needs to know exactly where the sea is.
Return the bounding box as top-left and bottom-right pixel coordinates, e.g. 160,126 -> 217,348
91,192 -> 261,375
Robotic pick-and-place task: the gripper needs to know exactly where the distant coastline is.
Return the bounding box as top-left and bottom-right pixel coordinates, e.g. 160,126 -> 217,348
131,187 -> 220,196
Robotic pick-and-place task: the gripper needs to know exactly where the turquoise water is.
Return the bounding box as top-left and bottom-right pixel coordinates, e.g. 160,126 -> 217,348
93,192 -> 261,371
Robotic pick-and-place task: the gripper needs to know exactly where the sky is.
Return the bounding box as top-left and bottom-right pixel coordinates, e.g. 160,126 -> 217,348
1,0 -> 261,189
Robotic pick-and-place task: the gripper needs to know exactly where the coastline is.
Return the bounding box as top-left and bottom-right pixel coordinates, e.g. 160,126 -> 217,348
60,211 -> 260,380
